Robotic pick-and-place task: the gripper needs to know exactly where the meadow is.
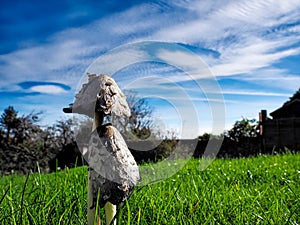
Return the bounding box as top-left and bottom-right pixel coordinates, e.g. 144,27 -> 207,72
0,153 -> 299,225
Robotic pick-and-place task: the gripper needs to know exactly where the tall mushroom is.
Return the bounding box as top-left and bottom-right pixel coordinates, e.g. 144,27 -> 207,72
63,74 -> 140,225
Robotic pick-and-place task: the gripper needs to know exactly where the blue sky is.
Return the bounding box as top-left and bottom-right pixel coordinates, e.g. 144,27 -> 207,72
1,0 -> 300,138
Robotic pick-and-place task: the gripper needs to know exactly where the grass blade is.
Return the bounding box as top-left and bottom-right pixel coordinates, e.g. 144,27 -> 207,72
19,173 -> 30,225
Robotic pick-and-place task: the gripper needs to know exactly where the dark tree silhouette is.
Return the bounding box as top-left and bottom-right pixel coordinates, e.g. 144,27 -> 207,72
110,92 -> 154,140
0,106 -> 20,144
14,112 -> 42,145
55,119 -> 75,148
48,119 -> 85,171
285,87 -> 300,104
226,118 -> 259,143
0,108 -> 51,175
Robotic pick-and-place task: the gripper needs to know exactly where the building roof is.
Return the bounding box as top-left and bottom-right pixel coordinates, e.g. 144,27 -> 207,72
270,99 -> 300,119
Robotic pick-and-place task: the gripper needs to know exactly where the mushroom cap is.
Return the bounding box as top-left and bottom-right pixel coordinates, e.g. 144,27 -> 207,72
69,74 -> 131,118
88,124 -> 140,208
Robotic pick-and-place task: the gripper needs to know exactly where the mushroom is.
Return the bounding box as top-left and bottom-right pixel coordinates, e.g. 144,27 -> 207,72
63,74 -> 139,225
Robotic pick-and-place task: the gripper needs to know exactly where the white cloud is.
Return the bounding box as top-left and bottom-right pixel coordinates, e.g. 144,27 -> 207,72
86,48 -> 149,76
153,0 -> 300,81
1,0 -> 299,89
30,85 -> 68,94
211,47 -> 300,76
0,39 -> 92,89
222,90 -> 291,97
232,68 -> 300,92
1,0 -> 299,130
214,0 -> 300,26
157,49 -> 212,79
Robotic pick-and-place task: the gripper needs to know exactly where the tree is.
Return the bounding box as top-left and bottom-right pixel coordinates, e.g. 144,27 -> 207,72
226,118 -> 259,143
0,126 -> 5,144
285,87 -> 300,104
0,106 -> 20,144
110,92 -> 154,140
198,133 -> 211,142
224,118 -> 260,156
0,108 -> 52,175
14,112 -> 43,145
0,107 -> 87,175
55,119 -> 75,148
48,119 -> 85,171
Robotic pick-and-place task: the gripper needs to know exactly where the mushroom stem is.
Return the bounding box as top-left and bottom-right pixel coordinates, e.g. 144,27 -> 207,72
88,111 -> 104,225
93,111 -> 104,129
87,177 -> 100,225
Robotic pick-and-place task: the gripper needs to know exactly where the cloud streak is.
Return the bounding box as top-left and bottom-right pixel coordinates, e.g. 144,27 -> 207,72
1,0 -> 300,87
153,0 -> 300,79
0,0 -> 299,131
222,90 -> 291,97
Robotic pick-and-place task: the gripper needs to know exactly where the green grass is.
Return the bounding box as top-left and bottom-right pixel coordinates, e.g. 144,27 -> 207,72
0,153 -> 299,224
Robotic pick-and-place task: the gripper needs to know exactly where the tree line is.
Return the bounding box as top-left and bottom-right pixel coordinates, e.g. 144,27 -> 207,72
195,118 -> 261,158
0,105 -> 263,176
3,88 -> 300,175
0,106 -> 80,176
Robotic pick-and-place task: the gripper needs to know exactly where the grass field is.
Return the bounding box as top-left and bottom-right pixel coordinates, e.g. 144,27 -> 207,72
0,153 -> 299,225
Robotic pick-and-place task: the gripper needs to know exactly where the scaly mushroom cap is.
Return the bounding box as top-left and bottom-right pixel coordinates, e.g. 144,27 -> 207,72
88,124 -> 140,208
65,74 -> 131,118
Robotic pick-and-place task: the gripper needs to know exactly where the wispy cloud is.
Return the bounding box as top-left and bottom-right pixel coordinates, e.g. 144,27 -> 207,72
0,0 -> 299,130
232,68 -> 300,92
222,90 -> 291,97
29,85 -> 68,94
2,0 -> 299,87
153,0 -> 300,79
210,39 -> 300,76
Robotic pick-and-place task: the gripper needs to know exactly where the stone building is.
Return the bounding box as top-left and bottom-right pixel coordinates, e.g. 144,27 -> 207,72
259,96 -> 300,152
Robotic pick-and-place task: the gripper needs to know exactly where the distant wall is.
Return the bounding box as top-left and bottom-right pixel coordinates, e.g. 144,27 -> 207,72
260,113 -> 300,151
